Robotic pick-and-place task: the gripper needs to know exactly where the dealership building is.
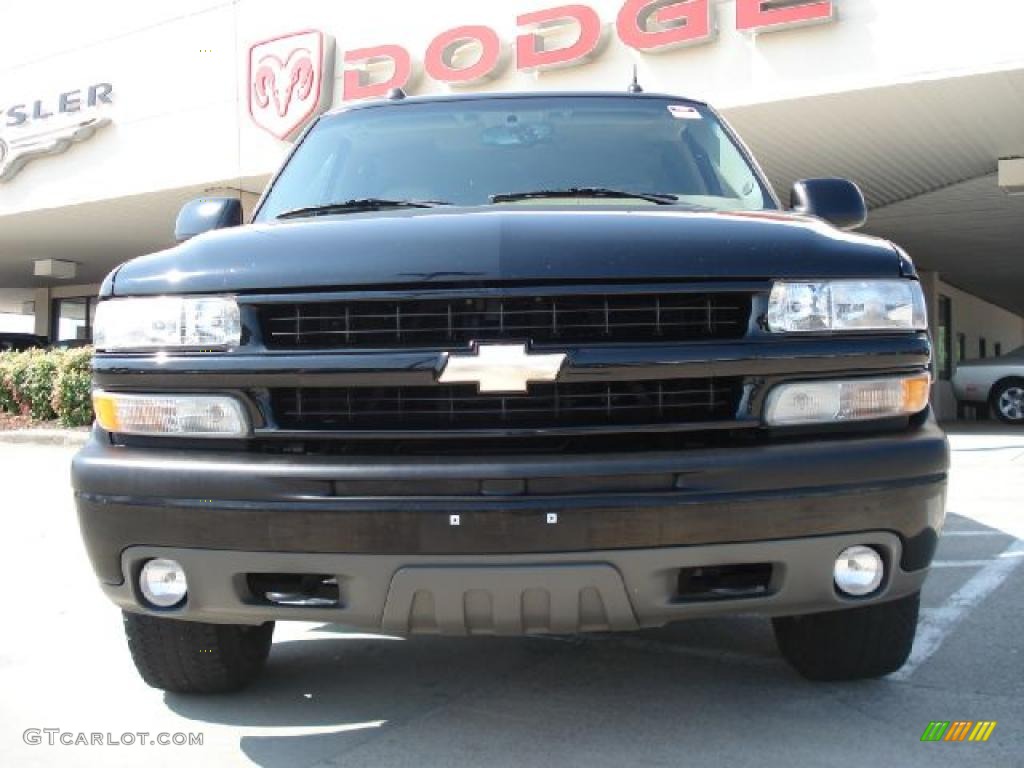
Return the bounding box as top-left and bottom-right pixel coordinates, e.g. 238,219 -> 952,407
1,0 -> 1022,418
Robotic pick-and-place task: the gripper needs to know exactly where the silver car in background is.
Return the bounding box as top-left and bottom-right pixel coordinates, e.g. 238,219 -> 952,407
952,346 -> 1024,424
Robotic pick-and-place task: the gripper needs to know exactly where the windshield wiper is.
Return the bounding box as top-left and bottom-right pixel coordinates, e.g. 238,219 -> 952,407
277,198 -> 450,220
490,187 -> 679,205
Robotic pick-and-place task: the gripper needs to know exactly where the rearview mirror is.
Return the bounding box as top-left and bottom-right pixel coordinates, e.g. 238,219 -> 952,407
790,178 -> 867,231
175,197 -> 243,242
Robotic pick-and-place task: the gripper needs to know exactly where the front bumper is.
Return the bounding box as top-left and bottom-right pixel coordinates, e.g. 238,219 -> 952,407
73,418 -> 948,632
103,533 -> 925,633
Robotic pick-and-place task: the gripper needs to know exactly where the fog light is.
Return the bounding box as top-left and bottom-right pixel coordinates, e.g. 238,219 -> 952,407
140,559 -> 188,608
834,546 -> 884,597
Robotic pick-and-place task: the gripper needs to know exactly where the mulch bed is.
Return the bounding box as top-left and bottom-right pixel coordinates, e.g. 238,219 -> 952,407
0,413 -> 60,431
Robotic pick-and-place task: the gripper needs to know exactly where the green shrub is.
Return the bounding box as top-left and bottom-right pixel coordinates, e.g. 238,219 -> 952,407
21,349 -> 62,420
1,350 -> 35,416
52,347 -> 95,427
0,347 -> 95,426
0,352 -> 19,413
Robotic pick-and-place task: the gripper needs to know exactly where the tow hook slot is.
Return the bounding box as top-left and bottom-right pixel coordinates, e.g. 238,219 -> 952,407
247,573 -> 341,607
674,563 -> 774,602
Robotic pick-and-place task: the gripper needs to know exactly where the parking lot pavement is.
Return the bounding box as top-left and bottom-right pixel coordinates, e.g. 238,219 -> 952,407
1,427 -> 1021,767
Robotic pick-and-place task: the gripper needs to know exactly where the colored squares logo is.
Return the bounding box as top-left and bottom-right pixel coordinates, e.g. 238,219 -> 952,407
921,721 -> 997,743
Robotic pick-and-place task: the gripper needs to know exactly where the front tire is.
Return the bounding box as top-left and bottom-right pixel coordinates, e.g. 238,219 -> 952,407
123,612 -> 274,693
772,592 -> 919,681
991,379 -> 1024,424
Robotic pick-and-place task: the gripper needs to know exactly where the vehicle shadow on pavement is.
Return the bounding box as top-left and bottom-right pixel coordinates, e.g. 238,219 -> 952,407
160,617 -> 822,767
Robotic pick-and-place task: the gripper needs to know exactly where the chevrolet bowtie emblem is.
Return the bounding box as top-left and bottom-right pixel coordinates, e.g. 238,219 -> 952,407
439,343 -> 567,393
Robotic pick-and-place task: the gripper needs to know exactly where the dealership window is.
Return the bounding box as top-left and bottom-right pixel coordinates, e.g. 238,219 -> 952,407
936,295 -> 952,380
957,333 -> 967,364
979,337 -> 987,359
995,343 -> 1003,357
52,296 -> 95,344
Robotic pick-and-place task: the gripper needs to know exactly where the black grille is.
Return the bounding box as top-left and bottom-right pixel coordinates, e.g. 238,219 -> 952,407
271,378 -> 743,432
260,292 -> 751,349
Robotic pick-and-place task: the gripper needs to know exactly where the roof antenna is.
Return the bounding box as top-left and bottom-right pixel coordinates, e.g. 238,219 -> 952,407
627,65 -> 644,94
387,87 -> 407,101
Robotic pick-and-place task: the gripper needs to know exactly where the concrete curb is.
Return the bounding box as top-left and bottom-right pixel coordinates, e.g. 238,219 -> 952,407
0,429 -> 89,447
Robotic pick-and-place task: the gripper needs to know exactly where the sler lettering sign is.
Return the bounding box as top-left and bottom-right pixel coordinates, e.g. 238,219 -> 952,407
0,82 -> 114,182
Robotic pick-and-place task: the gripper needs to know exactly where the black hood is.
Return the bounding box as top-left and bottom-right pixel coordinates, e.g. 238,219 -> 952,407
109,207 -> 903,296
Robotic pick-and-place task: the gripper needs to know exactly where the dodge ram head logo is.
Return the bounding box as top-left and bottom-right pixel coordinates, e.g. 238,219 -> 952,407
439,343 -> 567,393
248,30 -> 335,141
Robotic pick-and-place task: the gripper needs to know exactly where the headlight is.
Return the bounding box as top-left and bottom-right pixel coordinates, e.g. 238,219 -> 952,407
765,373 -> 931,426
93,296 -> 241,351
766,280 -> 927,333
92,391 -> 250,437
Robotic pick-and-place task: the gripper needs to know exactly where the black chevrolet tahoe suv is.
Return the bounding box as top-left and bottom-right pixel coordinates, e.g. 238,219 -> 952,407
73,92 -> 949,693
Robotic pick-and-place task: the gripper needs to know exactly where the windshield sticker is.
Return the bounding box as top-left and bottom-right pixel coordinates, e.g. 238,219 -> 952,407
668,105 -> 702,120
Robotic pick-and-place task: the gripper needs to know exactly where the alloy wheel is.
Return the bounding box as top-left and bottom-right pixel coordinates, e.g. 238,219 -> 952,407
998,386 -> 1024,421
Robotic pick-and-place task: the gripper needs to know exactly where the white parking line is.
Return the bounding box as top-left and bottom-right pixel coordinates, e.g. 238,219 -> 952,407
941,530 -> 1009,537
932,550 -> 1024,569
890,538 -> 1024,681
932,560 -> 1004,569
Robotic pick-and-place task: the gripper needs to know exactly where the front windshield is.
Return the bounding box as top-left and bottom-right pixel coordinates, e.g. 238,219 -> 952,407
255,96 -> 776,220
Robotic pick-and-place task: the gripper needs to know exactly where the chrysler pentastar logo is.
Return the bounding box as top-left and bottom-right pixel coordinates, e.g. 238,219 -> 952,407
0,116 -> 110,183
439,343 -> 567,393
